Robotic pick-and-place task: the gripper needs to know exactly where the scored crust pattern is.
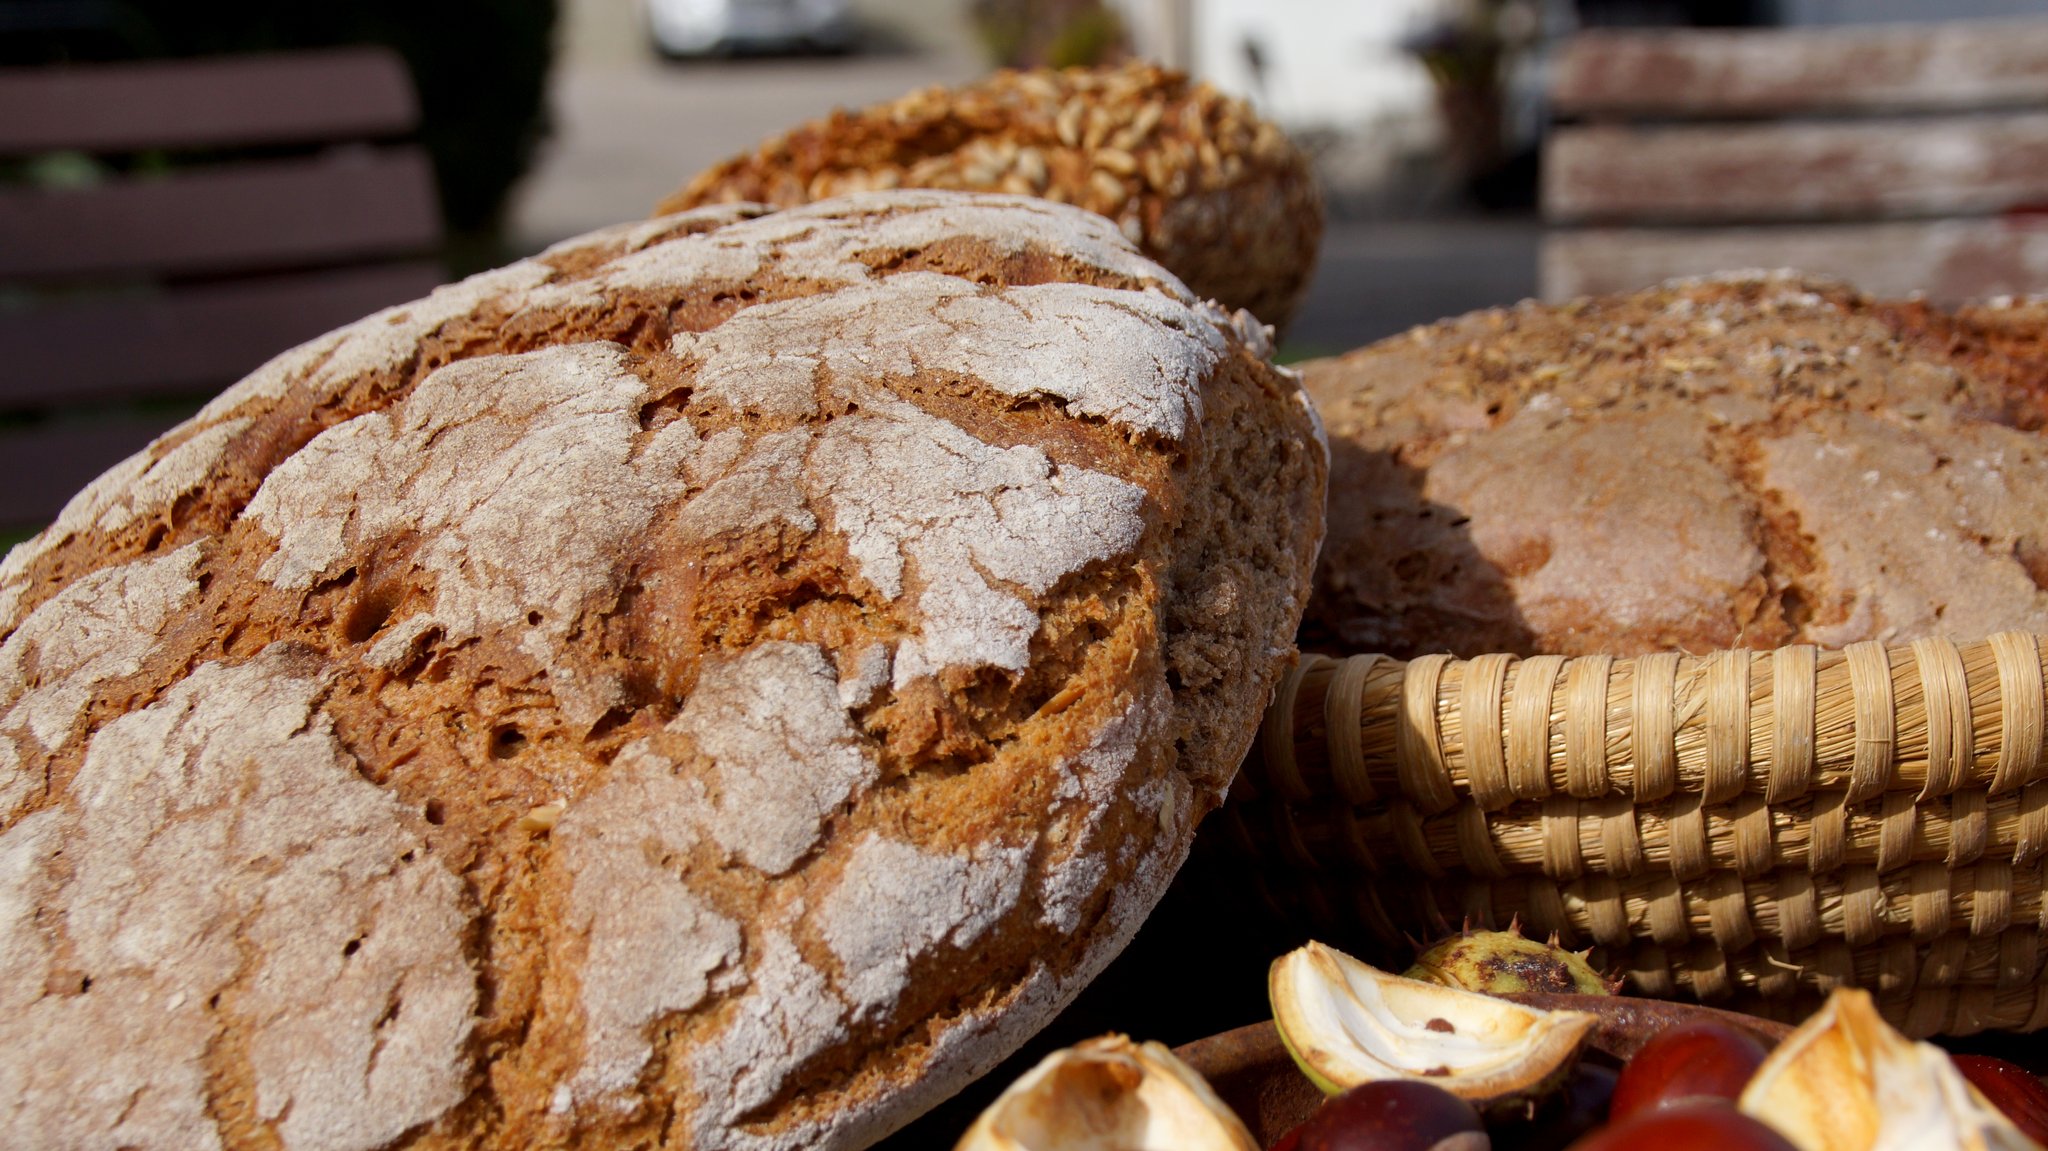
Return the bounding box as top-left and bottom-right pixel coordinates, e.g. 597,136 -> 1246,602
1302,272 -> 2048,658
0,191 -> 1326,1149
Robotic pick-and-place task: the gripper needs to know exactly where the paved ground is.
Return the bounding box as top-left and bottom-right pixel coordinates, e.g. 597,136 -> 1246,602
507,0 -> 984,248
1286,215 -> 1541,358
510,2 -> 1542,354
506,53 -> 985,247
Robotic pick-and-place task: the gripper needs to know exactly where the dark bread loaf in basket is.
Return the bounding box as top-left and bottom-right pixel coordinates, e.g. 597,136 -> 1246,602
0,191 -> 1325,1150
1223,274 -> 2048,1040
1301,273 -> 2048,660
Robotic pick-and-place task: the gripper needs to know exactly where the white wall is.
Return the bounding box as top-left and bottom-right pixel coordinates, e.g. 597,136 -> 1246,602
1185,0 -> 1442,130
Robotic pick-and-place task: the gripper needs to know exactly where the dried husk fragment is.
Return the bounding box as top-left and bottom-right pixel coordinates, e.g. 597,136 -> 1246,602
956,1035 -> 1259,1151
1270,940 -> 1595,1116
1738,988 -> 2042,1151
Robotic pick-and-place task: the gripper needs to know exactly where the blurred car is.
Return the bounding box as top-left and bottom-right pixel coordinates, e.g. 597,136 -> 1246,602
646,0 -> 856,56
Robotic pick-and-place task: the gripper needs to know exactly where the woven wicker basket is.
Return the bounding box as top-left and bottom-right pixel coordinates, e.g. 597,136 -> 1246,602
1221,633 -> 2048,1038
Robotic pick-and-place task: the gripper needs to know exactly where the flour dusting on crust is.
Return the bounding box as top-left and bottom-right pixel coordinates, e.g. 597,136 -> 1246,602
674,428 -> 819,543
0,189 -> 1326,1151
247,344 -> 699,724
0,452 -> 156,634
681,272 -> 1219,438
677,688 -> 1189,1151
95,418 -> 255,535
810,395 -> 1147,686
0,647 -> 474,1151
198,260 -> 558,422
686,927 -> 851,1149
0,738 -> 24,825
527,192 -> 1179,314
820,834 -> 1032,1019
556,753 -> 743,1105
1038,684 -> 1167,933
0,543 -> 202,750
675,642 -> 878,874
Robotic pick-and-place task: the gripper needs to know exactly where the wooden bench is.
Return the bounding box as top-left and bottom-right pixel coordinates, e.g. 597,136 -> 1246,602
0,47 -> 444,531
1541,18 -> 2048,303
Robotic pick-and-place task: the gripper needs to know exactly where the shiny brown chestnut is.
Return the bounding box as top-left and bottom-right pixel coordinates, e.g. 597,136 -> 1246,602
1565,1101 -> 1798,1151
1267,1118 -> 1306,1151
1609,1021 -> 1770,1124
1297,1081 -> 1489,1151
1952,1055 -> 2048,1146
1500,1063 -> 1618,1151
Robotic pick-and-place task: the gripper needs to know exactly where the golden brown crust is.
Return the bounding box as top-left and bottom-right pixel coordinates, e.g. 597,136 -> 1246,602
0,192 -> 1325,1151
1303,272 -> 2048,659
657,62 -> 1323,334
1876,295 -> 2048,431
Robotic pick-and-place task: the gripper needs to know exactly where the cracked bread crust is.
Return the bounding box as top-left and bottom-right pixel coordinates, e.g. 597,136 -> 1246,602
656,62 -> 1323,335
0,191 -> 1326,1151
1302,271 -> 2048,658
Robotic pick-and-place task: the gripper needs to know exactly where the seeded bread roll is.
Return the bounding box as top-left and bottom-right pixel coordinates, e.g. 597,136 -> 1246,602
657,62 -> 1322,335
1302,272 -> 2048,658
0,191 -> 1325,1150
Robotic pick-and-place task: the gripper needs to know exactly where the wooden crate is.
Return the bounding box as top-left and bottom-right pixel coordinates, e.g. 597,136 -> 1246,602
0,49 -> 444,531
1541,19 -> 2048,304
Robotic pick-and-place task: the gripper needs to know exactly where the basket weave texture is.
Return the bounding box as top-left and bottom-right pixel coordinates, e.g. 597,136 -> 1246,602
1225,633 -> 2048,1037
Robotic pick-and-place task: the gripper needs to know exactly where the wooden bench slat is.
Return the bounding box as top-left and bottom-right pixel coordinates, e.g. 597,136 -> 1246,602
0,48 -> 417,155
1540,217 -> 2048,304
0,48 -> 440,533
0,262 -> 443,410
0,147 -> 440,280
1546,113 -> 2048,226
1552,19 -> 2048,119
0,414 -> 189,531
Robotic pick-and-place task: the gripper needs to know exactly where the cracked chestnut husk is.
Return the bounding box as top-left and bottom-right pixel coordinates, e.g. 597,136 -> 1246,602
955,1034 -> 1259,1151
1270,940 -> 1596,1120
1737,988 -> 2043,1151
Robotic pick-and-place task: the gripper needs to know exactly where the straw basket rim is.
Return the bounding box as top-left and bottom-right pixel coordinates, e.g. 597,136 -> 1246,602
1224,633 -> 2048,1037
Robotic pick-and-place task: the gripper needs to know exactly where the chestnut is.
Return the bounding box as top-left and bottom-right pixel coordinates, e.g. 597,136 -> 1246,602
1268,1119 -> 1306,1151
1951,1054 -> 2048,1146
1609,1021 -> 1769,1123
1502,1063 -> 1617,1151
1296,1080 -> 1489,1151
1565,1101 -> 1798,1151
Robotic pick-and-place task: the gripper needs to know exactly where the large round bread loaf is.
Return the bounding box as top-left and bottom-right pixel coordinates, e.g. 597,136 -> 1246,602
657,62 -> 1322,335
0,191 -> 1325,1149
1302,272 -> 2048,657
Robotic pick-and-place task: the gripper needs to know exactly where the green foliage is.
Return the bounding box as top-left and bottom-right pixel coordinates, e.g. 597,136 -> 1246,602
0,527 -> 39,556
0,0 -> 559,236
968,0 -> 1125,70
1044,6 -> 1122,70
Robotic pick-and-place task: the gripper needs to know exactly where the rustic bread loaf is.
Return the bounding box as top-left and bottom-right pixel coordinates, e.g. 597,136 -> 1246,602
656,62 -> 1322,335
1302,272 -> 2048,658
0,190 -> 1325,1150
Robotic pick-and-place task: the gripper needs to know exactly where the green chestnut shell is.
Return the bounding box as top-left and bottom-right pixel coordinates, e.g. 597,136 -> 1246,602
1403,927 -> 1620,997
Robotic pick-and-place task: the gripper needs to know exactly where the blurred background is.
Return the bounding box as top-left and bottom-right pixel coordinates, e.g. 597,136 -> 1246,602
7,0 -> 2048,1142
9,0 -> 2043,367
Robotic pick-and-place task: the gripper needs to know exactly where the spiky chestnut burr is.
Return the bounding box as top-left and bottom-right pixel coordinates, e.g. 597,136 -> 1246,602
1403,919 -> 1621,998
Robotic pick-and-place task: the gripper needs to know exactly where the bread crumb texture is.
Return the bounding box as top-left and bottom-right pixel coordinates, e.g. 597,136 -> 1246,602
1303,271 -> 2048,658
657,62 -> 1323,334
0,190 -> 1325,1150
